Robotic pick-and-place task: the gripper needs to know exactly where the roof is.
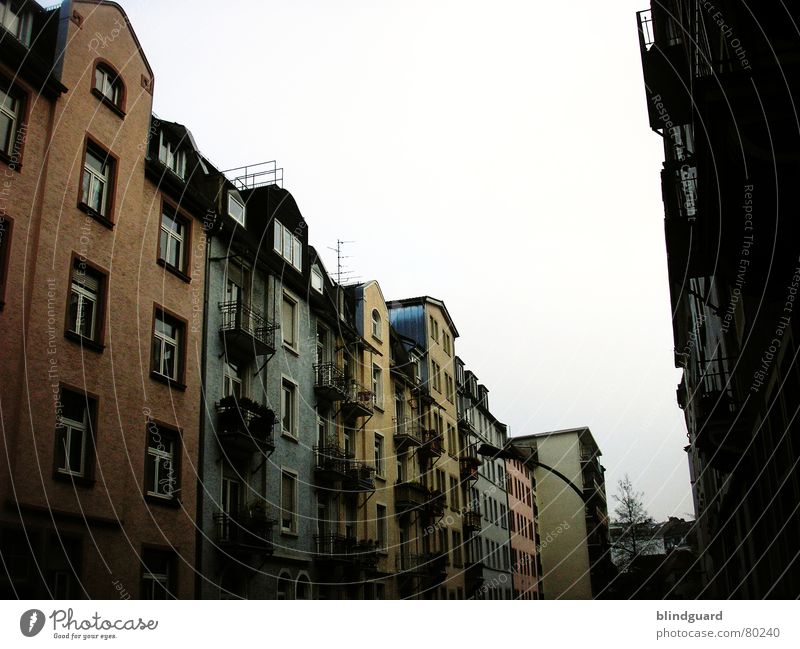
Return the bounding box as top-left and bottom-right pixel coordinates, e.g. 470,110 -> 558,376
387,295 -> 459,338
512,426 -> 602,454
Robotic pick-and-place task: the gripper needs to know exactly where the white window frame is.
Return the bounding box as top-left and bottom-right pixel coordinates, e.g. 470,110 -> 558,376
82,147 -> 110,216
68,266 -> 100,341
371,309 -> 382,340
223,361 -> 244,398
158,131 -> 186,179
0,87 -> 19,155
374,434 -> 384,477
146,431 -> 176,500
94,65 -> 120,106
281,291 -> 299,352
273,221 -> 302,271
228,192 -> 246,225
281,376 -> 298,439
376,504 -> 387,550
57,401 -> 88,478
372,364 -> 383,409
159,209 -> 185,271
0,1 -> 32,46
280,469 -> 298,534
153,313 -> 181,381
311,266 -> 324,293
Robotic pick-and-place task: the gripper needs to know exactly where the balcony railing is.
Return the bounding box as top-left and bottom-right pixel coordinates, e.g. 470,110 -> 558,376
314,534 -> 378,569
462,508 -> 482,533
313,363 -> 347,402
423,489 -> 446,520
394,480 -> 428,515
314,445 -> 350,480
214,504 -> 275,555
393,418 -> 422,449
215,396 -> 275,456
419,429 -> 444,458
342,381 -> 374,418
344,461 -> 376,492
219,300 -> 277,357
459,448 -> 481,481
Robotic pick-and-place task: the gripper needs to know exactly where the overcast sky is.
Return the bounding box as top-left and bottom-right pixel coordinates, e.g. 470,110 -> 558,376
112,0 -> 691,520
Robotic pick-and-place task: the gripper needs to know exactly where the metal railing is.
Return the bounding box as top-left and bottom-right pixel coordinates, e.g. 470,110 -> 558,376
219,300 -> 277,351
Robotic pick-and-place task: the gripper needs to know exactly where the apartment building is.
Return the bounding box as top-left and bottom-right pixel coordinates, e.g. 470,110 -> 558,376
637,2 -> 800,597
388,296 -> 464,598
454,358 -> 513,599
0,1 -> 207,598
506,457 -> 543,599
511,428 -> 611,599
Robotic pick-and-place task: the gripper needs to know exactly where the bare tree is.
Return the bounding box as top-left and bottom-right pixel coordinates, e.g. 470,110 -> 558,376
611,474 -> 658,570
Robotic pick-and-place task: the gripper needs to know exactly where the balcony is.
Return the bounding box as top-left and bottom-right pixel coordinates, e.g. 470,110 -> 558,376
314,363 -> 347,402
214,504 -> 275,555
411,382 -> 435,406
419,429 -> 444,458
462,508 -> 482,533
343,460 -> 376,493
423,489 -> 446,520
215,396 -> 275,457
394,480 -> 428,515
459,448 -> 481,482
393,418 -> 422,449
341,381 -> 374,419
424,551 -> 448,582
395,553 -> 426,576
314,534 -> 378,570
314,445 -> 350,483
219,300 -> 277,358
464,559 -> 485,588
457,412 -> 475,434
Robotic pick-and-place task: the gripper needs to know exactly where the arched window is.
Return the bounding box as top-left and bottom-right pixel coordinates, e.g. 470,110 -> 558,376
371,309 -> 381,340
93,62 -> 125,112
277,571 -> 294,600
295,574 -> 311,600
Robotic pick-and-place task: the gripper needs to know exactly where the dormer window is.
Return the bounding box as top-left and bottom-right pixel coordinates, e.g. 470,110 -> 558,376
0,1 -> 33,46
158,132 -> 186,179
228,192 -> 245,225
273,221 -> 302,272
311,266 -> 324,293
93,64 -> 124,113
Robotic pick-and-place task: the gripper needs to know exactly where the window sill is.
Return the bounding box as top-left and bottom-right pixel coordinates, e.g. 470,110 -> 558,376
54,472 -> 95,488
281,432 -> 299,443
91,88 -> 126,118
77,202 -> 114,230
283,343 -> 299,357
375,474 -> 386,483
64,330 -> 105,353
281,529 -> 299,538
149,370 -> 187,391
156,258 -> 191,284
145,493 -> 182,509
0,149 -> 22,172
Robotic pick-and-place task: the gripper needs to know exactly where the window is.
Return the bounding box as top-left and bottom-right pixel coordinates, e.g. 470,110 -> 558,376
281,470 -> 297,533
0,215 -> 10,307
158,131 -> 186,179
55,388 -> 95,480
158,207 -> 188,274
453,530 -> 462,567
0,85 -> 22,158
145,424 -> 179,501
443,332 -> 451,355
374,434 -> 384,476
429,315 -> 439,342
447,425 -> 457,458
281,294 -> 298,350
0,0 -> 32,46
228,191 -> 245,225
376,504 -> 387,550
140,549 -> 175,599
223,361 -> 244,398
67,259 -> 104,344
152,310 -> 184,383
438,527 -> 449,564
276,572 -> 293,600
93,64 -> 123,111
273,221 -> 302,271
445,373 -> 454,402
371,309 -> 382,340
281,379 -> 297,438
500,503 -> 508,529
311,266 -> 324,293
372,364 -> 383,409
80,142 -> 114,219
449,476 -> 459,510
431,361 -> 441,392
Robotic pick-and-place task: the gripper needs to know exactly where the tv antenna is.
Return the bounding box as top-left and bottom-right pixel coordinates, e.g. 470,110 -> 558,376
327,239 -> 360,286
